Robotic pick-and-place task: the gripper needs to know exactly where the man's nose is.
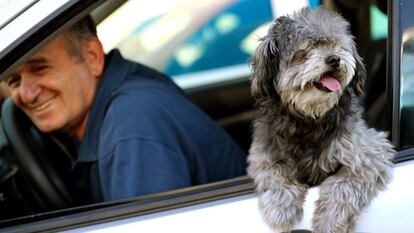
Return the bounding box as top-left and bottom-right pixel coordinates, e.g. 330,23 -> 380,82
18,76 -> 41,105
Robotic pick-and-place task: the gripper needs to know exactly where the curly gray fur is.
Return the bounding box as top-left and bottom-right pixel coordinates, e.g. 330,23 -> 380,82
247,7 -> 394,233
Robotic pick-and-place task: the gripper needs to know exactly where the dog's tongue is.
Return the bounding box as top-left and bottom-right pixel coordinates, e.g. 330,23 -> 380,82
320,75 -> 341,92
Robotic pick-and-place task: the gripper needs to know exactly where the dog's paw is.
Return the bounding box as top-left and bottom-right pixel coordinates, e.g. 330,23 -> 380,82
258,191 -> 304,232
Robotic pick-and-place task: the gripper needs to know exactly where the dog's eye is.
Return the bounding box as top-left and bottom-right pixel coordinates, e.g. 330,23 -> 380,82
292,50 -> 308,63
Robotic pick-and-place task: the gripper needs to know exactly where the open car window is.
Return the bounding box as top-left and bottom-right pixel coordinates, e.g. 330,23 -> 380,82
2,1 -> 414,233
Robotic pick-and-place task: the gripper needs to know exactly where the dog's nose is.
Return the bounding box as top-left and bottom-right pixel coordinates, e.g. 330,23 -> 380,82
326,55 -> 340,68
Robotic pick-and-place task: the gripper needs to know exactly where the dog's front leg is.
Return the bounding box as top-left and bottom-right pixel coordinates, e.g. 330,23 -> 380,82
312,167 -> 388,233
248,156 -> 307,232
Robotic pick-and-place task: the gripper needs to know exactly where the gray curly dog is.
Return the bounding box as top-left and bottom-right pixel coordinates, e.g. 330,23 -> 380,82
247,7 -> 394,233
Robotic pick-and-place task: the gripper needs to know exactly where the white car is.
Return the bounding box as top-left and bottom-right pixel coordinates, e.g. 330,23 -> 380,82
0,0 -> 413,232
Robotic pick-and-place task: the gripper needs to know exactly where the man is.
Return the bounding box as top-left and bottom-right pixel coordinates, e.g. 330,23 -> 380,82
4,16 -> 246,203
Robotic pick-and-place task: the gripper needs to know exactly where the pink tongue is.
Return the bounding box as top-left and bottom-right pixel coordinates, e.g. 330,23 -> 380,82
320,76 -> 341,91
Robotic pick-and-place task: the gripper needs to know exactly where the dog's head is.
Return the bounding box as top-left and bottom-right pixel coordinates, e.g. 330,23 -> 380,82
251,7 -> 365,119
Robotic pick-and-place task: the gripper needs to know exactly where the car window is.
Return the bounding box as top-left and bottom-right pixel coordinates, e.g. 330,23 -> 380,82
400,11 -> 414,149
398,0 -> 414,149
97,0 -> 320,90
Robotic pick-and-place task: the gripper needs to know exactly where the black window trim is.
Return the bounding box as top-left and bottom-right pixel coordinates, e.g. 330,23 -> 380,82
388,0 -> 401,148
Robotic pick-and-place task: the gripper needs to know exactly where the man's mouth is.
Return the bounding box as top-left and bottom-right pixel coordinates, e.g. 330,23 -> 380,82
314,74 -> 341,92
30,96 -> 56,112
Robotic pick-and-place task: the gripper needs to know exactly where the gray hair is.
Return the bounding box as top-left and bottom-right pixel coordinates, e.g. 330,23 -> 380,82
63,16 -> 97,62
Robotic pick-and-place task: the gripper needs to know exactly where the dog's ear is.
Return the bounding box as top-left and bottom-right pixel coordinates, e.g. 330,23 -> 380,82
250,33 -> 279,100
351,54 -> 366,98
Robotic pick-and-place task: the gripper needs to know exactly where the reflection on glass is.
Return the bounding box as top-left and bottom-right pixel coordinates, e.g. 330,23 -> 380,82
400,27 -> 414,148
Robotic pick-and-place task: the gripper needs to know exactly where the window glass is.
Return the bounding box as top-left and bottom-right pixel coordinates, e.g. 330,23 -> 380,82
400,1 -> 414,148
400,28 -> 414,148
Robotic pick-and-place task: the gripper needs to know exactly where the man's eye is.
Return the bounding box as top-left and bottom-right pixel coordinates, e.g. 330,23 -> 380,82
30,65 -> 49,73
5,76 -> 21,88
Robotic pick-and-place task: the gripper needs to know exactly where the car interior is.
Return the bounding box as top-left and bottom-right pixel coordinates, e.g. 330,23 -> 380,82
0,0 -> 390,227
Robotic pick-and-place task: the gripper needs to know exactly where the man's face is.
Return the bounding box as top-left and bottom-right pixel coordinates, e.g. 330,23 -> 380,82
5,35 -> 104,140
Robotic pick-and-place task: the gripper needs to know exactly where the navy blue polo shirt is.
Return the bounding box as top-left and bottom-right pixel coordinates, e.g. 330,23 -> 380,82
73,50 -> 247,202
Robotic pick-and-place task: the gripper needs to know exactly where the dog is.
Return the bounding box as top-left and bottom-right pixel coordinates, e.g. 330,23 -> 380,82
247,7 -> 394,233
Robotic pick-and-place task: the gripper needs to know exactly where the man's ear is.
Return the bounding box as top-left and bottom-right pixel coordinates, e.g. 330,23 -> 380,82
83,37 -> 105,79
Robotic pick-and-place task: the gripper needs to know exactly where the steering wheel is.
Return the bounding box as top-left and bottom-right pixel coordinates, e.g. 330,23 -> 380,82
1,98 -> 76,210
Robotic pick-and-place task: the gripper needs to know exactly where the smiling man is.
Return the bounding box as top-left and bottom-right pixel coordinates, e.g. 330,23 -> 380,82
4,16 -> 247,203
7,35 -> 101,140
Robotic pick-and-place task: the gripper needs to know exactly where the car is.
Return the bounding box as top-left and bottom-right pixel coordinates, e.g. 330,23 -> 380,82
0,0 -> 413,232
